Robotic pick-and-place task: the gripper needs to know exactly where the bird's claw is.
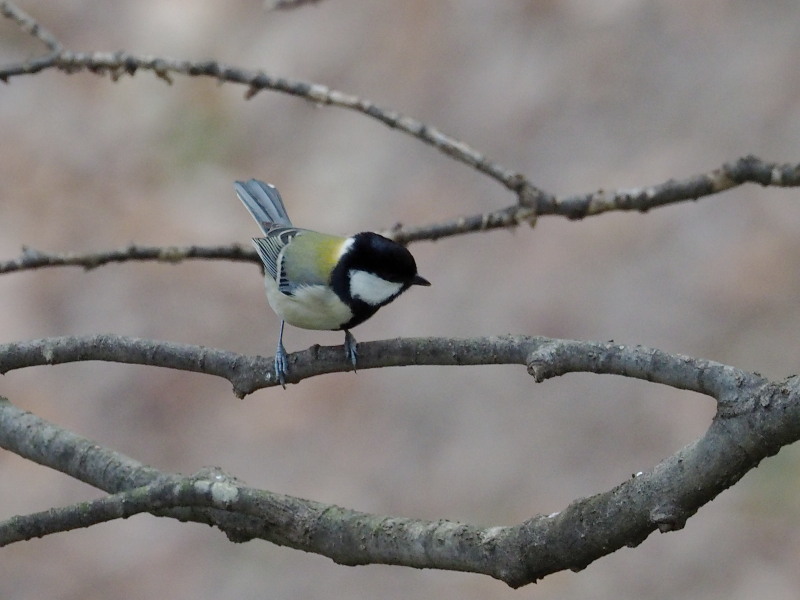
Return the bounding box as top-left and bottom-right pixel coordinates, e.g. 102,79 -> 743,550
274,342 -> 288,388
344,330 -> 358,372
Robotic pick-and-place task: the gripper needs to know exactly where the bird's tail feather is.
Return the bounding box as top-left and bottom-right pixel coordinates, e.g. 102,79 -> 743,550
234,179 -> 292,233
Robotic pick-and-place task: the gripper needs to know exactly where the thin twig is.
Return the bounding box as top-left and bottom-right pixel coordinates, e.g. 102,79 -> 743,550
0,0 -> 521,198
2,6 -> 798,243
0,38 -> 546,204
270,0 -> 325,10
0,0 -> 61,52
0,156 -> 795,274
550,155 -> 800,220
0,243 -> 259,274
387,155 -> 800,242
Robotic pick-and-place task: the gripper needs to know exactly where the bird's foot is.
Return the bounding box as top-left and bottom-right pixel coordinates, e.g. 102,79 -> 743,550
274,342 -> 289,388
344,330 -> 358,372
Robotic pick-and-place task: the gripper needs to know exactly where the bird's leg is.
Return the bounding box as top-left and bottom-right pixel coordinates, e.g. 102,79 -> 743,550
274,320 -> 288,388
344,329 -> 358,372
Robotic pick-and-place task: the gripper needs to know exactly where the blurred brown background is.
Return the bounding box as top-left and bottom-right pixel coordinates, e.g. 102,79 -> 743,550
2,1 -> 800,598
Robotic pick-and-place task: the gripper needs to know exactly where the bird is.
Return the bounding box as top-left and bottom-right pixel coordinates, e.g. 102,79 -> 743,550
234,179 -> 430,386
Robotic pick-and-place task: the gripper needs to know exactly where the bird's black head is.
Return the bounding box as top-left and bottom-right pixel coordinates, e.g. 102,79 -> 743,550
349,232 -> 427,285
331,232 -> 430,328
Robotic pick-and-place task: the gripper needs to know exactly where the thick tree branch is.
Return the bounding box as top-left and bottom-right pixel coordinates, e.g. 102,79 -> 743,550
0,334 -> 535,396
0,334 -> 749,398
0,475 -> 246,545
3,1 -> 800,589
0,334 -> 273,396
526,338 -> 761,403
0,356 -> 798,587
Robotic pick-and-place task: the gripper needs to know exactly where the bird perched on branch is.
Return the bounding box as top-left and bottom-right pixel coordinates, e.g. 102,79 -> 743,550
235,179 -> 430,386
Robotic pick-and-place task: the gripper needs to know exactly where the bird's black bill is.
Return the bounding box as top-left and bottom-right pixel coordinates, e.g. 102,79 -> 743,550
413,274 -> 431,286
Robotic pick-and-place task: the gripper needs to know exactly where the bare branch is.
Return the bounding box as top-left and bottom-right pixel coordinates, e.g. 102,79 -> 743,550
0,334 -> 273,397
384,203 -> 538,243
0,243 -> 258,274
2,154 -> 796,273
549,155 -> 800,220
390,155 -> 800,241
2,6 -> 798,247
0,37 -> 543,202
2,4 -> 800,587
0,476 -> 246,545
1,359 -> 798,587
525,338 -> 763,404
0,333 -> 764,400
0,0 -> 61,52
270,0 -> 326,10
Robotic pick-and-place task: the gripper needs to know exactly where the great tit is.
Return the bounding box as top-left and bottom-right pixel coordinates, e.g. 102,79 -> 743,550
235,179 -> 430,386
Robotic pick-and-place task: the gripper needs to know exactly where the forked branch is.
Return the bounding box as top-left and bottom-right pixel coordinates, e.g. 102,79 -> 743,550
2,2 -> 799,246
0,337 -> 796,587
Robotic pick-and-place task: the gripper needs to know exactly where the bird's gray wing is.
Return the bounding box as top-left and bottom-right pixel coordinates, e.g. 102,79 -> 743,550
252,227 -> 303,294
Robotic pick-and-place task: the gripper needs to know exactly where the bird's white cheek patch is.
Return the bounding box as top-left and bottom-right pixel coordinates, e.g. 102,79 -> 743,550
349,270 -> 403,305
